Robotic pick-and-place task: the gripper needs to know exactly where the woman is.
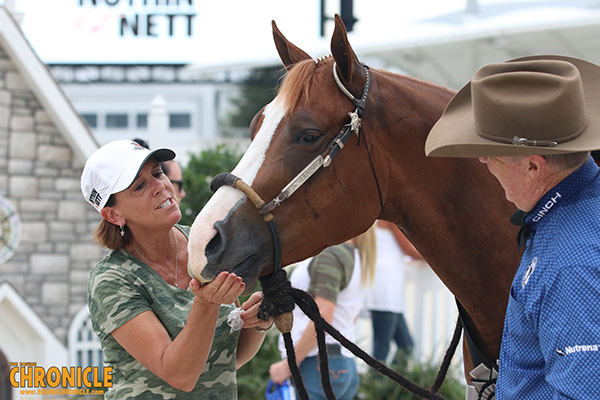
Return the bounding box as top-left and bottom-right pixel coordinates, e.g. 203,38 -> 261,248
81,140 -> 272,399
268,226 -> 377,400
364,220 -> 421,364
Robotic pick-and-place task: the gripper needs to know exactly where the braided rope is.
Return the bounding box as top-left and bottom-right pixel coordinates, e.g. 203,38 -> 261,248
258,269 -> 462,400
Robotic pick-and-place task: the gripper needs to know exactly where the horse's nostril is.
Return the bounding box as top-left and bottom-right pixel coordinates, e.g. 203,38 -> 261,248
205,230 -> 223,261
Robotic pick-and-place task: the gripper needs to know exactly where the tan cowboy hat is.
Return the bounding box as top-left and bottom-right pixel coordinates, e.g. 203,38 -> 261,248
425,55 -> 600,158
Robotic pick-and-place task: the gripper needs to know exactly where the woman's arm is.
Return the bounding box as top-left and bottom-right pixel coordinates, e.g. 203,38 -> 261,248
111,272 -> 245,392
269,296 -> 336,384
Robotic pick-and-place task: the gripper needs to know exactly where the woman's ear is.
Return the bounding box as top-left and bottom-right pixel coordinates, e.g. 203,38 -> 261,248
101,207 -> 123,226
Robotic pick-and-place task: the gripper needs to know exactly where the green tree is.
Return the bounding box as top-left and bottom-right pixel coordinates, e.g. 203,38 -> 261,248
179,144 -> 243,226
223,66 -> 284,134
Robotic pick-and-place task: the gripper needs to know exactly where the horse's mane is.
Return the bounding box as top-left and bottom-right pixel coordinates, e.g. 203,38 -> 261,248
278,59 -> 455,114
278,59 -> 324,112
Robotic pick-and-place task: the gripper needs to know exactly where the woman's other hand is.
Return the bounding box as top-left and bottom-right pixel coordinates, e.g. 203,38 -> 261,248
240,291 -> 273,331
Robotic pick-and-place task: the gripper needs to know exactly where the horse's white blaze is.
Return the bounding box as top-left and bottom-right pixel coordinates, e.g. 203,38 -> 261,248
188,98 -> 287,281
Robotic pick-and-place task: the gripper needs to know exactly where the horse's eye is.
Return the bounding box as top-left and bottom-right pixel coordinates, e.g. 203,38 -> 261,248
298,132 -> 321,144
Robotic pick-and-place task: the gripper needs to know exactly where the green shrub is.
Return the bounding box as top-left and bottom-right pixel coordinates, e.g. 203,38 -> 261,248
237,333 -> 466,400
237,330 -> 282,398
179,144 -> 243,226
356,354 -> 466,399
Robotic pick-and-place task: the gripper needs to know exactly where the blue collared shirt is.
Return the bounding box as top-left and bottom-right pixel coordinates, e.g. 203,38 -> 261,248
497,158 -> 600,399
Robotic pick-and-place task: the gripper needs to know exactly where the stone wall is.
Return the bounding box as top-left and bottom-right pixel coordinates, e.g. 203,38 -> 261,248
0,42 -> 104,343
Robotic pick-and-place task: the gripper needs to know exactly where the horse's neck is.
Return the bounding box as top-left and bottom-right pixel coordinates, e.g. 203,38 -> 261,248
399,158 -> 518,362
372,73 -> 520,361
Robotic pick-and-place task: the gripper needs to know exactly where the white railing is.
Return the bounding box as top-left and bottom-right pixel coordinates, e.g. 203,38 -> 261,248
404,261 -> 462,367
356,261 -> 463,379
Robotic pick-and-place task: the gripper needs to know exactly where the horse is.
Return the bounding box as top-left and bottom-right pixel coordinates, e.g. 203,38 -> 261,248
188,14 -> 521,386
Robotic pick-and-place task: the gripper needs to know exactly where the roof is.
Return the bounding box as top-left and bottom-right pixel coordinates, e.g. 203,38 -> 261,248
0,6 -> 98,163
358,2 -> 600,90
187,1 -> 600,91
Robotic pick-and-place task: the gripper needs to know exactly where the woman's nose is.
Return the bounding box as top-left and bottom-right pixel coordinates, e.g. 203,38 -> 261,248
152,179 -> 166,195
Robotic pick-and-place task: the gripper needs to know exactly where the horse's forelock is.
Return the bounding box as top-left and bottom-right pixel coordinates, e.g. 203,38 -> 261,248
278,59 -> 328,113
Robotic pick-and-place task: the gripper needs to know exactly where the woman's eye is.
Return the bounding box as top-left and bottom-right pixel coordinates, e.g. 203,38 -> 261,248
299,132 -> 320,144
135,182 -> 145,191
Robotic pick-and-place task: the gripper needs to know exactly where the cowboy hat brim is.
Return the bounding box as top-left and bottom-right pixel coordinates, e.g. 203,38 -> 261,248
425,55 -> 600,158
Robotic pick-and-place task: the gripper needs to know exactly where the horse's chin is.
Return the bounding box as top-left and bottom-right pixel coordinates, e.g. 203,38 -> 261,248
241,279 -> 259,296
194,254 -> 264,296
230,255 -> 262,295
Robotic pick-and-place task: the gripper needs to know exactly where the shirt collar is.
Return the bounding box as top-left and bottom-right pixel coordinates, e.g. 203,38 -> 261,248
525,157 -> 600,229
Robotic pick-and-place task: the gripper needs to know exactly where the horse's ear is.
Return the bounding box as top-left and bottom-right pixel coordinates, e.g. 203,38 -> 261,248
272,20 -> 311,71
331,14 -> 362,83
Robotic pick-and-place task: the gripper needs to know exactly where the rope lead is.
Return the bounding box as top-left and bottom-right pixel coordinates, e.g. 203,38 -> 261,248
211,172 -> 462,399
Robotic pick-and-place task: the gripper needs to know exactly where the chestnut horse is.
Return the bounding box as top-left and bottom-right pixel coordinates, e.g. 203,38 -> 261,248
189,15 -> 520,382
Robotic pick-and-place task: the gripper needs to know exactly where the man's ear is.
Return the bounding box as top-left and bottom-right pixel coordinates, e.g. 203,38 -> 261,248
527,155 -> 547,174
101,207 -> 123,226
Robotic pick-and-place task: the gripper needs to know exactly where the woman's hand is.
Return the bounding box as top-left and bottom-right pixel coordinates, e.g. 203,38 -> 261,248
240,291 -> 273,331
188,272 -> 245,305
269,359 -> 291,384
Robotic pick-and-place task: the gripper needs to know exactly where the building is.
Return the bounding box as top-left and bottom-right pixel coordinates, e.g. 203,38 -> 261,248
49,64 -> 249,165
0,6 -> 103,398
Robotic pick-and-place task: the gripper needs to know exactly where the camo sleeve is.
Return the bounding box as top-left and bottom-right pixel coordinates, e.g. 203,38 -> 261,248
307,244 -> 355,303
88,264 -> 152,341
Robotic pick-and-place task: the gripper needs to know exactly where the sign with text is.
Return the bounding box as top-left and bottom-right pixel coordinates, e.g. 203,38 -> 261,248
15,0 -> 318,65
18,0 -> 204,63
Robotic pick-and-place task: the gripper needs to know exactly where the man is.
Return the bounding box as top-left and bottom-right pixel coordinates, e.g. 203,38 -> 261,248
161,159 -> 186,203
426,56 -> 600,399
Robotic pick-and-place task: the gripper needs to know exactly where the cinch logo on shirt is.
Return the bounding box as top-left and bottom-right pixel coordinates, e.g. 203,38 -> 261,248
557,344 -> 600,356
532,192 -> 561,222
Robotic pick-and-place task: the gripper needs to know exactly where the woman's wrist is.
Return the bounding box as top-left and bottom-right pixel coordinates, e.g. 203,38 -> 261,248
252,320 -> 274,332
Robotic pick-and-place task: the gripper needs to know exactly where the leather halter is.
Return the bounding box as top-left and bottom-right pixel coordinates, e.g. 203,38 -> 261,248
258,62 -> 372,215
210,62 -> 374,279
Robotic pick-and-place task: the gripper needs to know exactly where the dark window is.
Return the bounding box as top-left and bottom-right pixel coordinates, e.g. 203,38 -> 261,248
169,113 -> 191,129
81,113 -> 97,128
137,113 -> 148,129
106,113 -> 128,129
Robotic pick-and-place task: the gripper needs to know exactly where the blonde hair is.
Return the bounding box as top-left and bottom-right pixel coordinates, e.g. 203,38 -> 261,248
354,224 -> 377,288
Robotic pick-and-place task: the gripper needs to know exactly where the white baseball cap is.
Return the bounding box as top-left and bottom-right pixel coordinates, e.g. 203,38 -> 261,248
81,140 -> 175,212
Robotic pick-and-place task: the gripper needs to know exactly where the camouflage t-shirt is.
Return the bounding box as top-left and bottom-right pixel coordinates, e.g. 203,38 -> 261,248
307,243 -> 355,303
88,225 -> 240,400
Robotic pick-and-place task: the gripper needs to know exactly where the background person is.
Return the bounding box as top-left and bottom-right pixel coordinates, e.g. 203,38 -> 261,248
268,225 -> 377,400
426,55 -> 600,399
363,220 -> 422,364
161,159 -> 186,202
81,140 -> 272,399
